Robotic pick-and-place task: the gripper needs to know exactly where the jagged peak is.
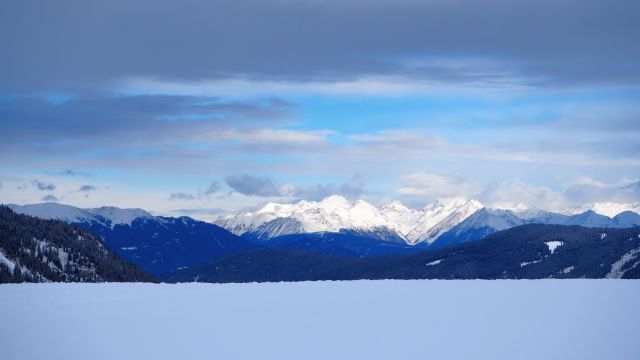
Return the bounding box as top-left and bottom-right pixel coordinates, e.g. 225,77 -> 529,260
318,195 -> 351,209
425,197 -> 482,210
382,200 -> 410,212
353,198 -> 376,208
256,202 -> 293,215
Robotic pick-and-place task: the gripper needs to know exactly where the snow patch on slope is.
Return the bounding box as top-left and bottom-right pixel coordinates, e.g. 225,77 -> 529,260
545,241 -> 564,254
606,247 -> 640,279
0,248 -> 16,272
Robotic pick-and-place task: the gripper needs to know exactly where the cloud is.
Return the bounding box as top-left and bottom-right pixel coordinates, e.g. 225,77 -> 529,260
169,207 -> 228,222
349,130 -> 445,149
78,185 -> 96,192
2,0 -> 639,91
122,74 -> 530,99
170,208 -> 226,216
564,178 -> 640,205
204,182 -> 221,195
224,175 -> 284,197
31,180 -> 56,191
223,174 -> 366,200
397,175 -> 640,212
169,193 -> 198,201
169,181 -> 222,201
397,172 -> 481,201
61,169 -> 90,177
479,179 -> 568,211
40,195 -> 58,202
0,95 -> 295,147
0,93 -> 322,173
290,175 -> 366,201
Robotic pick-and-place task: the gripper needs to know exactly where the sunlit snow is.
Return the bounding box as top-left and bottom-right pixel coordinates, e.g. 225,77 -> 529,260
1,281 -> 639,360
217,195 -> 483,244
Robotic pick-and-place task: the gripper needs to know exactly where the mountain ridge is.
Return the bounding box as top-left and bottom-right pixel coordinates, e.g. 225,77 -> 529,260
169,224 -> 640,282
216,196 -> 640,245
7,202 -> 258,276
7,200 -> 640,268
0,206 -> 153,283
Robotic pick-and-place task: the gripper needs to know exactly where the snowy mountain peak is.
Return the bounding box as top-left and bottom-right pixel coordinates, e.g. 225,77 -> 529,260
217,195 -> 485,245
318,195 -> 351,210
7,203 -> 92,223
403,198 -> 484,245
7,203 -> 154,227
256,202 -> 294,217
424,197 -> 469,210
382,200 -> 410,212
90,206 -> 153,225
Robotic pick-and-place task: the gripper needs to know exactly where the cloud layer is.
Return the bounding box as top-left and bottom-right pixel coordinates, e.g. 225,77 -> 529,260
1,0 -> 638,215
2,0 -> 639,90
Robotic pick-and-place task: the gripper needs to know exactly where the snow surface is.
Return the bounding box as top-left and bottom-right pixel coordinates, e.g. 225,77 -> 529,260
545,241 -> 564,254
1,281 -> 639,360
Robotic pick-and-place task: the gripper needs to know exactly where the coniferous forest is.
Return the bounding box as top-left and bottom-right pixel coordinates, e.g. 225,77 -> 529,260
0,206 -> 153,283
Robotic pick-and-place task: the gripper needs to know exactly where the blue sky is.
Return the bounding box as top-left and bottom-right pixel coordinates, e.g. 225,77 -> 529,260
1,0 -> 639,218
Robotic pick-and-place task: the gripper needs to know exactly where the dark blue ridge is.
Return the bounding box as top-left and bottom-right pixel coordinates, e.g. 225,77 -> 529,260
169,224 -> 640,282
76,216 -> 259,277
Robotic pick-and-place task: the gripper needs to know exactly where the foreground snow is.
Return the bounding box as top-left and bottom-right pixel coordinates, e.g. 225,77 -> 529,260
1,281 -> 639,360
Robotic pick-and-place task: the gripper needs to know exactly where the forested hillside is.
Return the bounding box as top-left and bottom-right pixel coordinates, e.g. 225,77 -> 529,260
0,206 -> 153,283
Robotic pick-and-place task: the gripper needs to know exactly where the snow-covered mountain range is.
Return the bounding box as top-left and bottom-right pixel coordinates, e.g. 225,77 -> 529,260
6,197 -> 640,256
216,196 -> 640,245
216,195 -> 482,245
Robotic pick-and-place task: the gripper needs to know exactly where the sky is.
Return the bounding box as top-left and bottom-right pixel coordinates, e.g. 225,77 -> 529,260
1,0 -> 639,219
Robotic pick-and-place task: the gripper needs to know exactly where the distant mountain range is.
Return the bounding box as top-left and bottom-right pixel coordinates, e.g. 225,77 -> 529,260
3,201 -> 640,283
7,203 -> 257,276
6,198 -> 640,279
216,196 -> 640,246
217,196 -> 484,244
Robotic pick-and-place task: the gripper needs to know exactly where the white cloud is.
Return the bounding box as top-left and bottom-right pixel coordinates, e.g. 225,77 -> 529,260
397,172 -> 481,200
119,73 -> 533,99
396,174 -> 640,213
221,128 -> 336,147
479,179 -> 568,211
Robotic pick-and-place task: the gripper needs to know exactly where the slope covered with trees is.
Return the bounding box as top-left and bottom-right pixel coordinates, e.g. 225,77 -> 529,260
0,206 -> 153,283
170,224 -> 640,282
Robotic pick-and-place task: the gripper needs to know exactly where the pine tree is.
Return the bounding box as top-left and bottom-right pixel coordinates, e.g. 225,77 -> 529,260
13,265 -> 23,283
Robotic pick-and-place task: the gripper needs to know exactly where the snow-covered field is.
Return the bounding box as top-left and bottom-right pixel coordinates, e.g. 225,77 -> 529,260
1,281 -> 639,360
